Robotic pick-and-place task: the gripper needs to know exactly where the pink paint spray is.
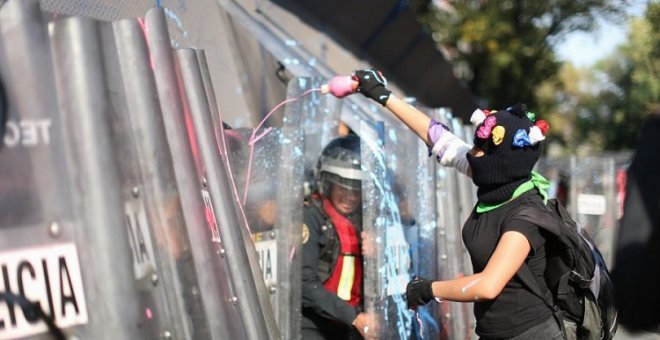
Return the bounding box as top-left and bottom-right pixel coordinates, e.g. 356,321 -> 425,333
242,76 -> 358,205
220,75 -> 357,237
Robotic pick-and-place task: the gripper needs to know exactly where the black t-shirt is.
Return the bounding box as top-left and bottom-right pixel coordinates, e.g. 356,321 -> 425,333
462,189 -> 552,338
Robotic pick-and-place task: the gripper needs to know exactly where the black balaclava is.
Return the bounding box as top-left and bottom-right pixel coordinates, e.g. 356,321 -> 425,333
466,104 -> 542,204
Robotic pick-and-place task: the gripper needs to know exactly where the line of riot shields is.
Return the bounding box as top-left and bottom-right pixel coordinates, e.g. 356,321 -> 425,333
220,74 -> 485,340
536,156 -> 622,268
0,1 -> 279,338
0,1 -> 627,339
0,1 -> 490,339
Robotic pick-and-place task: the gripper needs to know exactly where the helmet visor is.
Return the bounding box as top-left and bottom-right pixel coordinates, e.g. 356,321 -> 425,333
325,172 -> 361,191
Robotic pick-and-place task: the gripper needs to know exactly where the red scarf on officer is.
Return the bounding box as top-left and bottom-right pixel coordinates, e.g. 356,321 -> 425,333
322,198 -> 362,307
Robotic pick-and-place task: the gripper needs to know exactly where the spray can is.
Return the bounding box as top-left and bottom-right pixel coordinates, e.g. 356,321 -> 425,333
320,76 -> 359,98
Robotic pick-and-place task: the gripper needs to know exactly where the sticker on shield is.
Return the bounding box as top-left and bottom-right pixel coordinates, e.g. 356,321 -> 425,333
0,243 -> 88,339
252,231 -> 278,288
124,199 -> 157,279
385,225 -> 412,296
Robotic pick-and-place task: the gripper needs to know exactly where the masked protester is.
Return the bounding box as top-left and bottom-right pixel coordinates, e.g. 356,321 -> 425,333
354,69 -> 562,340
301,134 -> 376,340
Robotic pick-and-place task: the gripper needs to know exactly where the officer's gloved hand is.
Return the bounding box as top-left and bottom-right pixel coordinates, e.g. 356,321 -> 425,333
406,277 -> 434,309
352,69 -> 391,106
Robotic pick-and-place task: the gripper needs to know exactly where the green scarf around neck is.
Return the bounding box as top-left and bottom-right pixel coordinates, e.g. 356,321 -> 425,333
476,171 -> 550,213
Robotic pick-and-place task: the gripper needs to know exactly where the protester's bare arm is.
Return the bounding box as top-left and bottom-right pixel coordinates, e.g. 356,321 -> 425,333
384,95 -> 433,146
431,231 -> 531,302
353,68 -> 473,176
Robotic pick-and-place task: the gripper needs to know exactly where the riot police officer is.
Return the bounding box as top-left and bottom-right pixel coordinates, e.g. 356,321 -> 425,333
301,134 -> 375,339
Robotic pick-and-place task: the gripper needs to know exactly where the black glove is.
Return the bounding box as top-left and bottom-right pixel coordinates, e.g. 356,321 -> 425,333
353,69 -> 391,106
406,277 -> 434,309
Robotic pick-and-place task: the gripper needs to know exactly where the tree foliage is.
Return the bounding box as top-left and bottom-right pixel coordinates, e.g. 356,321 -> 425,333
536,2 -> 660,153
420,0 -> 629,110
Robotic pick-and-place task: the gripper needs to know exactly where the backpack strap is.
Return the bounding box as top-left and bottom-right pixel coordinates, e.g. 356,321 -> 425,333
518,263 -> 567,337
505,203 -> 568,337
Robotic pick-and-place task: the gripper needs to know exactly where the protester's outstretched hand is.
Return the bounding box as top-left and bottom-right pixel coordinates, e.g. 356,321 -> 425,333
406,277 -> 435,309
352,69 -> 391,106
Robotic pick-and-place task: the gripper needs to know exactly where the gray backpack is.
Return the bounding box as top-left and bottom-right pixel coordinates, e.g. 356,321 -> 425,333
508,199 -> 618,340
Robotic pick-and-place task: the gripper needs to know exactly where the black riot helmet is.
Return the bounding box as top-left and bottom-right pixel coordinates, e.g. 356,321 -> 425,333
315,134 -> 362,196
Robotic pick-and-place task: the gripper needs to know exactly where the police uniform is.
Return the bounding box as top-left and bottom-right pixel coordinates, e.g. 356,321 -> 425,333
301,195 -> 363,340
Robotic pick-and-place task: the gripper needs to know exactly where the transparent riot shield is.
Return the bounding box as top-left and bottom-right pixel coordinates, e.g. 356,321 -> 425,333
175,49 -> 281,340
432,108 -> 476,339
223,76 -> 341,340
452,117 -> 477,224
223,125 -> 305,340
534,157 -> 570,205
568,156 -> 618,267
536,156 -> 618,267
384,118 -> 443,339
287,76 -> 416,339
194,49 -> 280,337
462,124 -> 478,205
360,121 -> 415,340
101,15 -> 220,339
449,117 -> 477,283
0,1 -> 144,338
273,76 -> 341,340
142,8 -> 253,340
289,77 -> 343,192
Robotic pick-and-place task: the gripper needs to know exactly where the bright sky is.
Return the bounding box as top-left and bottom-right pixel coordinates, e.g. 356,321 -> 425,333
555,1 -> 648,67
555,22 -> 626,67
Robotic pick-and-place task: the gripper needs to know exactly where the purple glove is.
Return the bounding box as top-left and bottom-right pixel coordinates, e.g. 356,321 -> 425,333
428,119 -> 472,175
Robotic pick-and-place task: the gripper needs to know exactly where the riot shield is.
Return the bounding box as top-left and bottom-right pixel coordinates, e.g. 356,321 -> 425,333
223,77 -> 341,340
536,156 -> 618,267
360,121 -> 415,340
72,12 -> 243,338
175,49 -> 281,340
432,108 -> 476,339
568,156 -> 618,267
270,77 -> 340,340
1,1 -> 273,338
0,1 -> 143,338
449,117 -> 477,283
287,76 -> 416,339
223,125 -> 305,340
142,8 -> 252,339
462,124 -> 478,205
451,117 -> 477,224
384,117 -> 444,339
290,77 -> 343,192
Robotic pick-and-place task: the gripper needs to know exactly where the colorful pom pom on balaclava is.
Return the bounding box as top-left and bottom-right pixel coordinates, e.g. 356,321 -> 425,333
467,103 -> 545,204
